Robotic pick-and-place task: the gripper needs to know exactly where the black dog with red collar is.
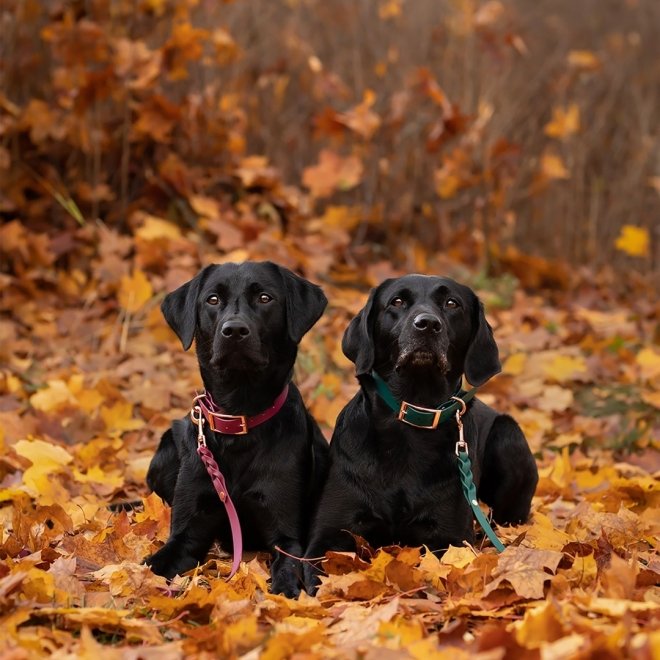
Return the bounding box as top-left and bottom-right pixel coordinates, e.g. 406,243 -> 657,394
146,261 -> 328,598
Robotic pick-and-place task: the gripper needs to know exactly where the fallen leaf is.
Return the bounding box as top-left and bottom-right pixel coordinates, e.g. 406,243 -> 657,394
485,547 -> 563,599
118,269 -> 153,313
302,150 -> 364,198
544,104 -> 580,139
615,225 -> 650,258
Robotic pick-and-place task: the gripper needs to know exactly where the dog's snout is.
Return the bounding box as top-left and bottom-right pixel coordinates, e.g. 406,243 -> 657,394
413,313 -> 442,334
221,319 -> 251,339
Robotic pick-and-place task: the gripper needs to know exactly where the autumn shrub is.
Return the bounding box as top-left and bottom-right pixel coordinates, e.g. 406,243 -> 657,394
0,0 -> 657,276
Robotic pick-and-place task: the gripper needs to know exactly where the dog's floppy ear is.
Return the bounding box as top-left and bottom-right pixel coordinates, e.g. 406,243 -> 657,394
342,282 -> 387,375
276,265 -> 328,343
464,299 -> 501,387
161,266 -> 212,350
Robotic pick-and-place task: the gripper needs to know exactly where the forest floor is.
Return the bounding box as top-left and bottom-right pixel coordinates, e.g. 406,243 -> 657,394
0,220 -> 658,658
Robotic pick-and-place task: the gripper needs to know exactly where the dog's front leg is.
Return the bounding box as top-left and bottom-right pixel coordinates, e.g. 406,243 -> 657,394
478,415 -> 538,525
146,486 -> 219,580
269,537 -> 304,598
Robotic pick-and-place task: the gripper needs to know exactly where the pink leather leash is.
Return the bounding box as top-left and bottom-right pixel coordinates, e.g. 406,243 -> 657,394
196,386 -> 289,435
188,386 -> 289,579
190,404 -> 243,579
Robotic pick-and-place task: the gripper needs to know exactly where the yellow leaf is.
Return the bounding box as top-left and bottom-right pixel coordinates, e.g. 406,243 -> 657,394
135,213 -> 182,241
189,195 -> 220,220
545,447 -> 573,489
418,549 -> 451,590
544,104 -> 580,139
319,205 -> 362,231
260,627 -> 325,660
14,439 -> 73,503
585,597 -> 659,617
615,225 -> 649,257
515,601 -> 567,649
524,512 -> 571,551
636,347 -> 660,382
540,153 -> 569,180
565,552 -> 597,587
542,354 -> 587,382
502,352 -> 527,376
222,614 -> 263,655
118,269 -> 153,313
548,432 -> 582,448
435,172 -> 461,199
100,400 -> 144,434
567,50 -> 601,70
73,465 -> 124,490
75,387 -> 104,415
365,549 -> 395,581
441,545 -> 475,569
14,438 -> 73,468
409,637 -> 464,659
378,617 -> 424,648
91,562 -> 163,597
20,567 -> 57,603
30,379 -> 76,412
379,0 -> 403,20
641,389 -> 660,409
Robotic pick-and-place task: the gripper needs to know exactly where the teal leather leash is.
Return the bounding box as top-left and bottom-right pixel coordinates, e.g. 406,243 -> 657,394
453,398 -> 505,553
371,370 -> 505,553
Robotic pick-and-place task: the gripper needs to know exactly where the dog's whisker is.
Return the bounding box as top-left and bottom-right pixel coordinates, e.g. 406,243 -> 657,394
273,545 -> 326,564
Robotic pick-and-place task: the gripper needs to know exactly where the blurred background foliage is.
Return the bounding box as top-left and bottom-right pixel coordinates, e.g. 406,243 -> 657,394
0,0 -> 657,280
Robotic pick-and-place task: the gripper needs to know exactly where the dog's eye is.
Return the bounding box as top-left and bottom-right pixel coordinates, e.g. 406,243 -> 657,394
390,297 -> 404,307
446,298 -> 459,309
259,293 -> 273,304
206,295 -> 220,305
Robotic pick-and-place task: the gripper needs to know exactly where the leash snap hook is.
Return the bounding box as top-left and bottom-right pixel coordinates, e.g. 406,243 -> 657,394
451,396 -> 468,456
190,404 -> 206,447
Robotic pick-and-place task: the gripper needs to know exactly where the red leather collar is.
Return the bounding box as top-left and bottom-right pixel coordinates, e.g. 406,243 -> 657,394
195,385 -> 289,435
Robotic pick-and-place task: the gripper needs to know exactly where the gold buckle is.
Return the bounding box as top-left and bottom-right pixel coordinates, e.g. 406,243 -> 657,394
209,413 -> 249,435
398,402 -> 441,430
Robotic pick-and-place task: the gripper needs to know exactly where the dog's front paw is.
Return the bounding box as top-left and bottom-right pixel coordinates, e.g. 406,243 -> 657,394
145,542 -> 196,580
302,562 -> 322,596
270,556 -> 303,598
271,572 -> 301,599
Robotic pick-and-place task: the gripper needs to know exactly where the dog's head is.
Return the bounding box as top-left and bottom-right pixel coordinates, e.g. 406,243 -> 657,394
342,274 -> 500,387
161,261 -> 327,376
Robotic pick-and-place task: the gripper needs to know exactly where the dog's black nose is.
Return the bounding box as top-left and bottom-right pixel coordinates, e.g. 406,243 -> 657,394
221,320 -> 250,339
413,313 -> 442,333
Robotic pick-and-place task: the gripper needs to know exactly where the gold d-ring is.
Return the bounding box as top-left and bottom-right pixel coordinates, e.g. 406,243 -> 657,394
450,396 -> 467,418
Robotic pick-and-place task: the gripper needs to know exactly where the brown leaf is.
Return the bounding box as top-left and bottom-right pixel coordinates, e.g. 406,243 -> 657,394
302,150 -> 363,198
485,547 -> 563,599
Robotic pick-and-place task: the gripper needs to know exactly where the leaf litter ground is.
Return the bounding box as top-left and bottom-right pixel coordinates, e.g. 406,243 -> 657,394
0,222 -> 658,658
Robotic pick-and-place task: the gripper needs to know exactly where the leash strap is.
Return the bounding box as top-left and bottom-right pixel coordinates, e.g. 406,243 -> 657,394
453,402 -> 505,553
371,370 -> 477,429
191,405 -> 243,578
456,451 -> 505,552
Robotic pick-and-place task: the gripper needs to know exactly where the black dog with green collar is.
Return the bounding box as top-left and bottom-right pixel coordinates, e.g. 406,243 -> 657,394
303,274 -> 538,593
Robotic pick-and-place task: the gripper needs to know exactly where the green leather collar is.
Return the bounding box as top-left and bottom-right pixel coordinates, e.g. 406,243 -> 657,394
370,370 -> 477,429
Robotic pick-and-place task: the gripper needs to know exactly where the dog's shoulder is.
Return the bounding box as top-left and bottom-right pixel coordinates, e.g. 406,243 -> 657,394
169,417 -> 196,453
468,397 -> 526,451
468,398 -> 499,424
329,391 -> 370,452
